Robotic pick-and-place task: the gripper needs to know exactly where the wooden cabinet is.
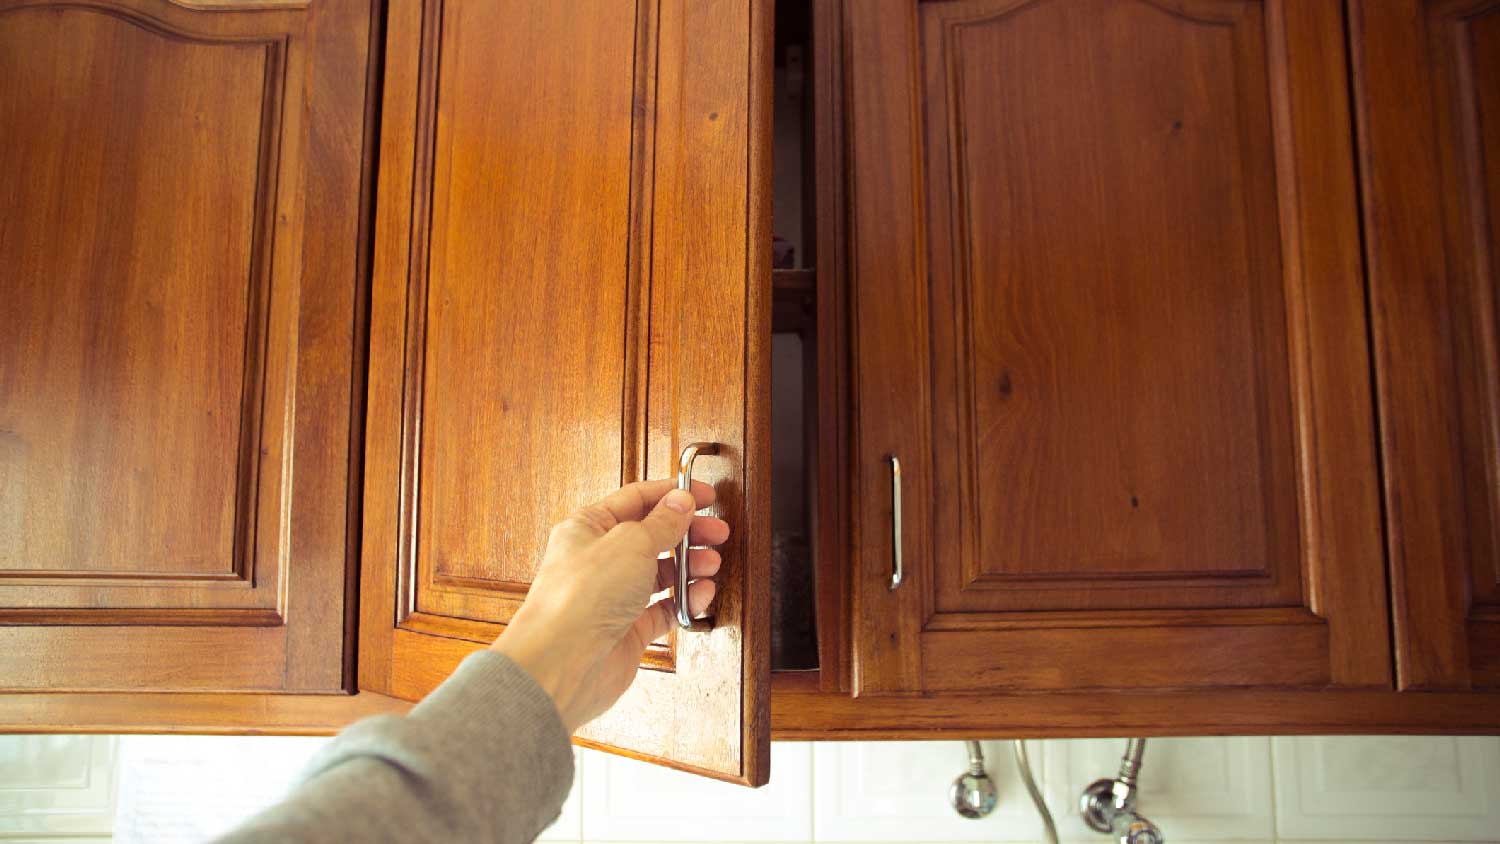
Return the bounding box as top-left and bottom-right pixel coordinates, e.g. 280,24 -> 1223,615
765,0 -> 1499,739
355,0 -> 773,785
1351,0 -> 1500,690
843,0 -> 1390,696
0,0 -> 374,694
2,0 -> 1499,783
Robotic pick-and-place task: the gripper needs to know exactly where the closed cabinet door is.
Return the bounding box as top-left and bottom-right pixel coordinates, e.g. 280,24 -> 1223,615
1352,0 -> 1500,690
0,0 -> 372,692
848,0 -> 1392,695
358,1 -> 773,784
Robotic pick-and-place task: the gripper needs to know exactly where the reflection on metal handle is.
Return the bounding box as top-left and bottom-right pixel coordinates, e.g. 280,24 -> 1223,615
676,442 -> 719,630
889,455 -> 904,590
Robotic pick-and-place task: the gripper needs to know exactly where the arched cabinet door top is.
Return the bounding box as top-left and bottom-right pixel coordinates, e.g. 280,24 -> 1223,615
847,0 -> 1390,695
0,0 -> 307,41
0,0 -> 370,699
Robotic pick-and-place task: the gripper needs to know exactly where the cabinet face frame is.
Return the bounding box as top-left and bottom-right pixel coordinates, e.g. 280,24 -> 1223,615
1352,0 -> 1500,690
359,0 -> 772,786
844,0 -> 1391,696
0,0 -> 375,693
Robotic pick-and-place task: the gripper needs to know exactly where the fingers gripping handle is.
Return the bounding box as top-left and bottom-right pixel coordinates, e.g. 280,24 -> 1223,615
675,442 -> 719,631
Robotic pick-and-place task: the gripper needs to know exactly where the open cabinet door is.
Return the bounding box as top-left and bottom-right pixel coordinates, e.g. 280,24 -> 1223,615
359,0 -> 772,785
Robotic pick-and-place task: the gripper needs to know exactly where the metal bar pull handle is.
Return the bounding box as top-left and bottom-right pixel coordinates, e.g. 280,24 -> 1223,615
888,454 -> 904,590
675,442 -> 720,630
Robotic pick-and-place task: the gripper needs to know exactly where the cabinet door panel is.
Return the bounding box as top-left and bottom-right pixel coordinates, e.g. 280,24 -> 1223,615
0,0 -> 373,692
849,0 -> 1390,694
924,0 -> 1300,612
413,0 -> 636,624
1353,0 -> 1500,689
361,0 -> 772,785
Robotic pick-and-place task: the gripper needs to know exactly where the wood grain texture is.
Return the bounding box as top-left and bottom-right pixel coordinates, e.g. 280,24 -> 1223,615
808,0 -> 850,693
1352,0 -> 1500,689
372,0 -> 643,631
1442,0 -> 1500,687
0,3 -> 271,580
847,0 -> 1389,695
745,0 -> 775,782
0,0 -> 375,694
921,619 -> 1328,692
568,0 -> 773,785
768,687 -> 1500,739
0,691 -> 410,735
845,0 -> 931,696
2,684 -> 1496,739
361,0 -> 772,786
0,627 -> 285,690
415,1 -> 635,597
926,0 -> 1298,605
287,0 -> 382,693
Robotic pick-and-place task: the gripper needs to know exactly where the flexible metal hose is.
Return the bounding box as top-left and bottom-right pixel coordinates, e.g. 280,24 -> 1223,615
1013,739 -> 1059,844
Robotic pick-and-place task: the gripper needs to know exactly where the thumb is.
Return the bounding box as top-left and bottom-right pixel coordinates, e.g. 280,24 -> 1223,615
616,488 -> 697,557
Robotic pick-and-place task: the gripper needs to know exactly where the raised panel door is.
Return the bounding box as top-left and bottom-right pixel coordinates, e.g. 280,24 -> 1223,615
848,0 -> 1391,694
0,0 -> 374,692
1353,0 -> 1500,689
359,0 -> 773,785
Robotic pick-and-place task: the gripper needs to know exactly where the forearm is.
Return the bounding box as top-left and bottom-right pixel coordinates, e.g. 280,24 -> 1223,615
215,652 -> 574,844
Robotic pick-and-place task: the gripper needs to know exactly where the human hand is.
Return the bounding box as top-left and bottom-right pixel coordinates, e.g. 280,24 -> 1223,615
489,479 -> 729,733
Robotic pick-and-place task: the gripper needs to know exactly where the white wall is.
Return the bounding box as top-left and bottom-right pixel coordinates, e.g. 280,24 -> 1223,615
2,734 -> 1497,843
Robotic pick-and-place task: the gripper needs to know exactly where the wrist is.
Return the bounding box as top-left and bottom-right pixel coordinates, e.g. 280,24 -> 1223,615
491,611 -> 589,733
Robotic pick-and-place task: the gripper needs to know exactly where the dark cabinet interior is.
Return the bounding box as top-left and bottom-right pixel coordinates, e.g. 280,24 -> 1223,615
770,0 -> 818,674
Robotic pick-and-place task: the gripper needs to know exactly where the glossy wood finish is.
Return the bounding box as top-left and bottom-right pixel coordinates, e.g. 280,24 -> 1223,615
768,687 -> 1500,739
361,0 -> 772,785
0,692 -> 410,736
1352,0 -> 1500,690
848,0 -> 1389,695
2,6 -> 273,581
0,0 -> 376,693
5,684 -> 1498,740
929,0 -> 1298,608
808,0 -> 851,692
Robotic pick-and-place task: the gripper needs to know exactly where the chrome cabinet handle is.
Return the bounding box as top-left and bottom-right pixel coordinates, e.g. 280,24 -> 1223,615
888,454 -> 904,590
675,442 -> 719,630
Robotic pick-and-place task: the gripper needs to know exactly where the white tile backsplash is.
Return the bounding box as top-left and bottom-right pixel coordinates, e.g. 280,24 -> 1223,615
579,742 -> 813,842
111,735 -> 329,844
0,735 -> 116,839
813,740 -> 1047,842
1271,736 -> 1500,841
3,735 -> 1498,842
1045,737 -> 1275,842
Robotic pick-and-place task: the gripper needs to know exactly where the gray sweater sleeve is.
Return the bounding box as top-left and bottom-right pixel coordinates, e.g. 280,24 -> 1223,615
214,651 -> 575,844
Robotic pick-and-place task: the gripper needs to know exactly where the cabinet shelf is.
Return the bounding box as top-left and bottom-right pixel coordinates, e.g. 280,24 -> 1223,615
772,269 -> 814,334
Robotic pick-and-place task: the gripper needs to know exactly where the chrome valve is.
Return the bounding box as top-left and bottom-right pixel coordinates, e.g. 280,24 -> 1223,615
949,740 -> 999,818
1080,739 -> 1165,844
